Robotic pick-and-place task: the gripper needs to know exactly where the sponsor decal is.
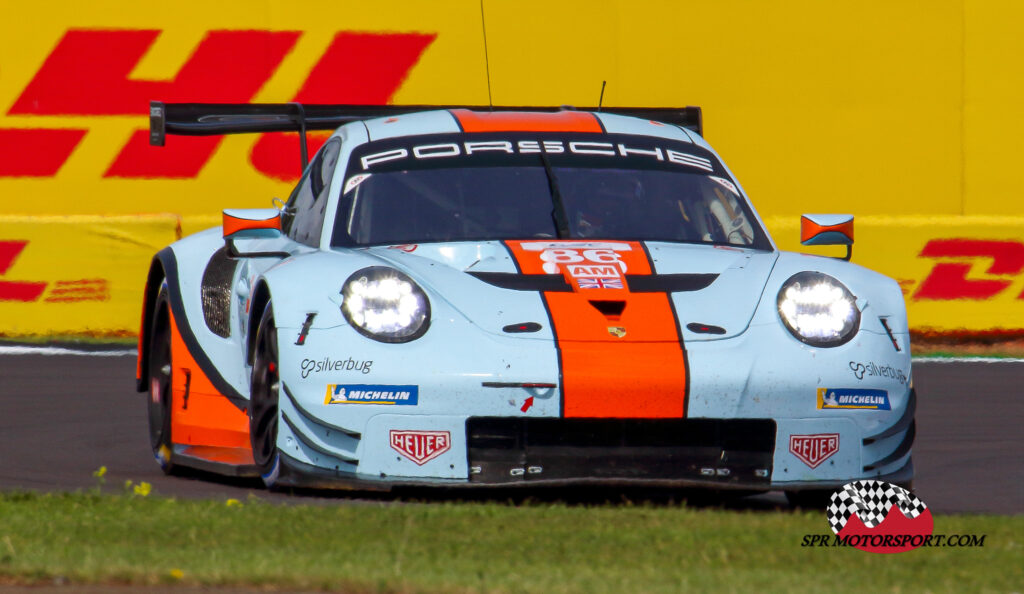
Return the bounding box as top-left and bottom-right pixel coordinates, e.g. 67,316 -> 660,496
566,264 -> 619,278
914,238 -> 1024,301
789,433 -> 839,468
577,277 -> 624,289
566,263 -> 625,289
344,173 -> 371,193
302,357 -> 372,378
360,140 -> 714,172
817,388 -> 891,410
607,326 -> 627,338
387,244 -> 418,253
324,384 -> 416,405
708,175 -> 739,196
849,361 -> 907,385
530,245 -> 629,275
389,430 -> 451,465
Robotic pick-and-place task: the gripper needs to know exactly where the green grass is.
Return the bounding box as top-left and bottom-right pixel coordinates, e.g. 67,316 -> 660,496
0,492 -> 1019,593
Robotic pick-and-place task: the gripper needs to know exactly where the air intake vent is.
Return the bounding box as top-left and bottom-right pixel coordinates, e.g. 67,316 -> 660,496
589,300 -> 626,318
201,247 -> 237,338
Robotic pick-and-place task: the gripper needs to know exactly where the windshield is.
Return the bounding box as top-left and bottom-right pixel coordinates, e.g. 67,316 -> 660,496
331,133 -> 770,250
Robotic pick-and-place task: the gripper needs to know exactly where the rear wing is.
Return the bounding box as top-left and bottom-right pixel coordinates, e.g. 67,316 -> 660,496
149,101 -> 703,169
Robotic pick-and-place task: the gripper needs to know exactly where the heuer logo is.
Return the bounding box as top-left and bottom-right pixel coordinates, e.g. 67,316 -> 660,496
390,430 -> 451,465
789,433 -> 839,468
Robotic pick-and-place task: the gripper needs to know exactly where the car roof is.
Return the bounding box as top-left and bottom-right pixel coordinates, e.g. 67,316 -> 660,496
360,109 -> 698,144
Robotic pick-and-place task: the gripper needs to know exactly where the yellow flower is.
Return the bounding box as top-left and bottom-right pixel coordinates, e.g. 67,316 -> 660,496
92,466 -> 107,478
169,568 -> 184,580
225,498 -> 242,508
133,482 -> 152,497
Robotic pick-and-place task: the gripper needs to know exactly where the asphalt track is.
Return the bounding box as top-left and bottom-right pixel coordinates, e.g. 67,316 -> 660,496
0,349 -> 1020,514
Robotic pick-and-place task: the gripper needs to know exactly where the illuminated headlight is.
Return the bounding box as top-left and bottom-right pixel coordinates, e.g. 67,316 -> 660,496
777,272 -> 859,347
341,267 -> 430,343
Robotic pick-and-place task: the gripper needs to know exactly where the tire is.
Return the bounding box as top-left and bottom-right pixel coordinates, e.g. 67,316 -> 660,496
147,283 -> 176,475
249,301 -> 282,488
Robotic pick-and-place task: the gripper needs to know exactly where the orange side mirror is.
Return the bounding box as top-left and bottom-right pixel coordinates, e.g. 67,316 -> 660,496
800,214 -> 854,260
222,208 -> 282,238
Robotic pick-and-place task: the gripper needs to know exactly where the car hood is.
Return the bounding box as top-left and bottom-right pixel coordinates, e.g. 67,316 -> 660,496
358,241 -> 777,342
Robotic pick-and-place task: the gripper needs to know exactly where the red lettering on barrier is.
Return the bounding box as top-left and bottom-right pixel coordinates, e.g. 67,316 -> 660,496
0,242 -> 111,303
0,129 -> 88,177
44,279 -> 111,303
250,133 -> 331,182
915,239 -> 1024,300
0,241 -> 47,302
10,29 -> 300,115
0,242 -> 27,275
4,29 -> 435,180
249,31 -> 437,181
105,133 -> 222,179
6,29 -> 298,179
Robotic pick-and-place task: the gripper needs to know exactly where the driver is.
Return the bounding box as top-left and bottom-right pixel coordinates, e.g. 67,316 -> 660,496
573,173 -> 643,238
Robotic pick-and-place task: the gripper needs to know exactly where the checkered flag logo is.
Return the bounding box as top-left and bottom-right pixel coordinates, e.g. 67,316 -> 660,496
826,480 -> 927,534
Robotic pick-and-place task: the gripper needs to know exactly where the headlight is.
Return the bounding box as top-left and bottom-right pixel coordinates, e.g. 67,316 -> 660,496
341,267 -> 430,343
777,272 -> 859,347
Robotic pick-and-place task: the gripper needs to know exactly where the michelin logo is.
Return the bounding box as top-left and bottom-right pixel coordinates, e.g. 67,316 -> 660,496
817,388 -> 891,411
325,384 -> 418,405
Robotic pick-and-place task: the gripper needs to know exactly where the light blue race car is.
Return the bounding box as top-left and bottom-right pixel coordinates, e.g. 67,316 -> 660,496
136,102 -> 915,503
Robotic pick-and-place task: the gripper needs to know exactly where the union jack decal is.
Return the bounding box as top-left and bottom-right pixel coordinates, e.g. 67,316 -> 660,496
577,277 -> 624,290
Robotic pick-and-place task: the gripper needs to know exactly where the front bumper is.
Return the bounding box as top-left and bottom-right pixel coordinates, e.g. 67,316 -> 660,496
273,388 -> 916,492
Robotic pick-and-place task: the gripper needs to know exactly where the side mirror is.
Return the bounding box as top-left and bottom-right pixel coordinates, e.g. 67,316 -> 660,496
223,209 -> 288,258
800,214 -> 854,261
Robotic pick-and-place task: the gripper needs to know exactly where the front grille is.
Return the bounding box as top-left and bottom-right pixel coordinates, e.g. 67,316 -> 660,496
466,418 -> 775,484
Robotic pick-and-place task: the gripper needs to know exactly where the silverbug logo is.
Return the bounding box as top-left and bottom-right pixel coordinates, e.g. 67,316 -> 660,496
826,480 -> 933,553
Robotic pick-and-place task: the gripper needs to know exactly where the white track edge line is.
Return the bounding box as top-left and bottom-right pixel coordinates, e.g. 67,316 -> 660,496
912,356 -> 1024,364
0,346 -> 137,357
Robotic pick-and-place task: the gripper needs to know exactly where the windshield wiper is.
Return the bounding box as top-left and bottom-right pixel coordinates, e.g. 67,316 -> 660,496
540,152 -> 570,239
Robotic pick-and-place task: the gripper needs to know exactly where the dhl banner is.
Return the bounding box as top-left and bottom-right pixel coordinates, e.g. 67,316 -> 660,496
1,214 -> 1021,336
0,1 -> 1022,336
767,216 -> 1024,334
0,216 -> 180,336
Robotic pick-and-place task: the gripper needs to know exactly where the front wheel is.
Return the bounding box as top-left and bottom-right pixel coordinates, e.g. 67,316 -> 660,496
249,301 -> 281,488
147,283 -> 176,475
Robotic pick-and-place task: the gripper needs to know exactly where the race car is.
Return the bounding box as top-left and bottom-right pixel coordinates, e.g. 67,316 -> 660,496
137,102 -> 915,502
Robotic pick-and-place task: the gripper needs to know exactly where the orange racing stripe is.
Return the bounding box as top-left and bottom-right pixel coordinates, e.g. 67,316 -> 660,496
505,240 -> 687,418
168,308 -> 251,449
452,109 -> 603,133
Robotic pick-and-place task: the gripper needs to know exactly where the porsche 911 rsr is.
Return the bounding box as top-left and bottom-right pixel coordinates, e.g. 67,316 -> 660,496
136,102 -> 915,502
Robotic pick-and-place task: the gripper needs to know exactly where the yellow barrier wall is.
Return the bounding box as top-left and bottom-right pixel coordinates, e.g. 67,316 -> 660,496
0,1 -> 1021,335
768,216 -> 1024,333
0,216 -> 180,335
